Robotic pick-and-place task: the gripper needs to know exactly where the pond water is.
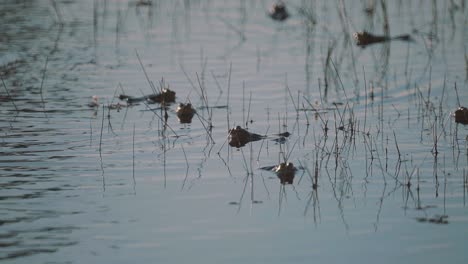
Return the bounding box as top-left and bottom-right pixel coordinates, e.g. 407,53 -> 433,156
1,0 -> 467,263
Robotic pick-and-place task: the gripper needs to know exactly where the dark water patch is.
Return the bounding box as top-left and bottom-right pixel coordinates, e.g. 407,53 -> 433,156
0,248 -> 58,261
0,192 -> 44,201
48,155 -> 76,160
16,108 -> 78,114
0,59 -> 28,79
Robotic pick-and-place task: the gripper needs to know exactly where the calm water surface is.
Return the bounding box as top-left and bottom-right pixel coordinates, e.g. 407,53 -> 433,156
1,0 -> 467,263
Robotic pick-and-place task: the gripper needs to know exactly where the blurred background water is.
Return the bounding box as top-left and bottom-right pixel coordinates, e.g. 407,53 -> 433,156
0,0 -> 467,263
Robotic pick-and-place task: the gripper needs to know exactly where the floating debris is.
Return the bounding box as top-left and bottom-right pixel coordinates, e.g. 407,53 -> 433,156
118,88 -> 176,105
87,95 -> 99,108
274,162 -> 296,185
353,31 -> 412,47
176,103 -> 195,123
228,126 -> 264,148
269,1 -> 289,21
454,106 -> 468,124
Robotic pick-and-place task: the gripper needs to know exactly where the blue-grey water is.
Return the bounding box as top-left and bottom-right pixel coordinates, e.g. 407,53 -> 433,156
1,0 -> 467,263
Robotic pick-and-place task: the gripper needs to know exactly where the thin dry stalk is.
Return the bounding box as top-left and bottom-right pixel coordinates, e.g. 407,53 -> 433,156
50,0 -> 64,25
142,101 -> 179,137
93,0 -> 98,54
227,63 -> 232,130
181,145 -> 190,190
428,66 -> 432,101
453,82 -> 460,107
432,116 -> 439,156
246,91 -> 252,127
393,131 -> 401,160
89,119 -> 93,147
439,74 -> 446,124
284,138 -> 299,163
330,59 -> 349,101
99,105 -> 105,158
242,81 -> 245,126
210,70 -> 224,106
135,50 -> 158,93
302,102 -> 310,126
464,168 -> 466,207
132,123 -> 136,192
256,125 -> 270,161
303,96 -> 328,131
210,70 -> 223,94
39,56 -> 49,117
180,65 -> 202,98
218,16 -> 246,42
318,78 -> 325,106
285,76 -> 299,117
363,67 -> 368,134
195,111 -> 215,144
115,7 -> 121,48
388,103 -> 400,117
239,143 -> 252,175
196,72 -> 212,125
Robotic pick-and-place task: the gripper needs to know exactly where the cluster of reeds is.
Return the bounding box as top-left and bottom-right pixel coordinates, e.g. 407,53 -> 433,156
13,0 -> 463,219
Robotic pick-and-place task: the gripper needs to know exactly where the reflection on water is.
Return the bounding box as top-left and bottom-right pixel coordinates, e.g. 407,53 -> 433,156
1,0 -> 467,263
